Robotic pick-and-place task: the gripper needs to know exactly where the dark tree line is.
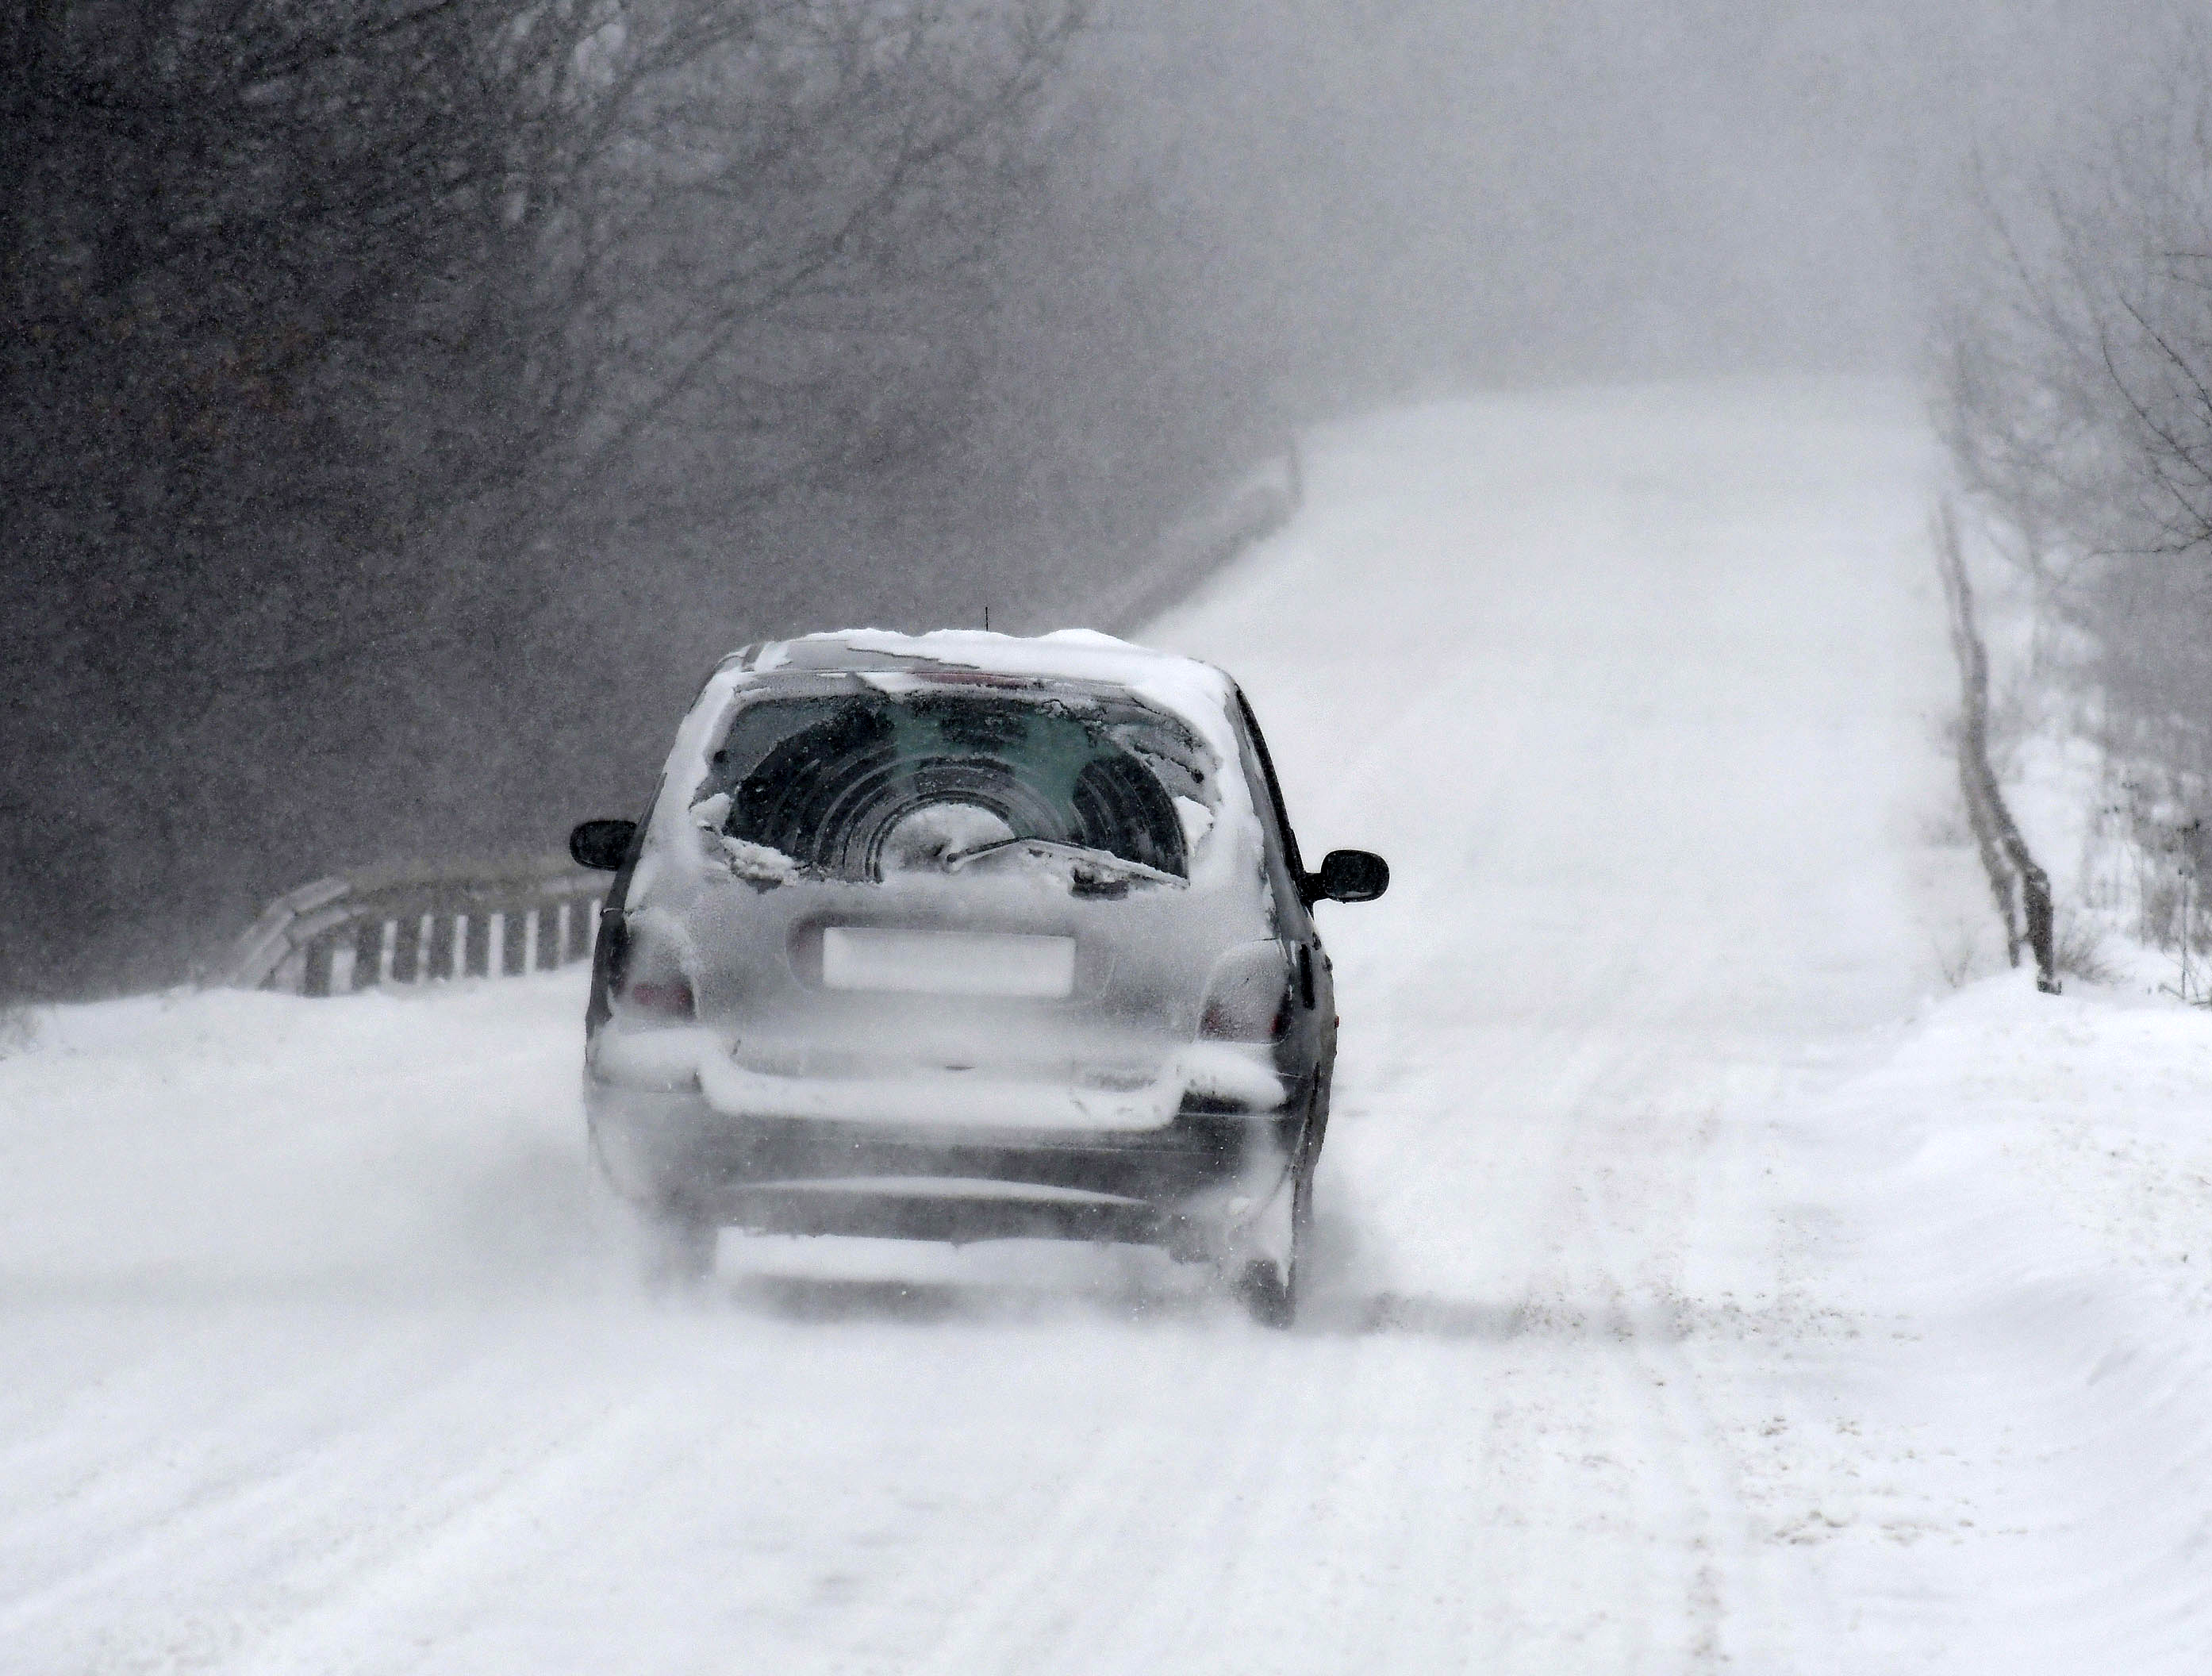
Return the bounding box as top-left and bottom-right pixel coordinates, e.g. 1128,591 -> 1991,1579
2,0 -> 1287,998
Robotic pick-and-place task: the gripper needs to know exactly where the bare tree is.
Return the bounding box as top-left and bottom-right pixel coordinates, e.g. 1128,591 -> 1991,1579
1937,34 -> 2212,789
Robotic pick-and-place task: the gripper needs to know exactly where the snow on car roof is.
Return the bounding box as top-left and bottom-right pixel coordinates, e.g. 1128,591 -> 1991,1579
732,627 -> 1213,686
722,628 -> 1243,763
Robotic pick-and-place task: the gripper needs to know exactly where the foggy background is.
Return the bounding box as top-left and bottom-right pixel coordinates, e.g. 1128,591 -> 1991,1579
0,0 -> 2187,998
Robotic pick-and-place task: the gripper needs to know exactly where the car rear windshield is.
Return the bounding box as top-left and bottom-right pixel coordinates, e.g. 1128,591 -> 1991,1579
692,675 -> 1214,882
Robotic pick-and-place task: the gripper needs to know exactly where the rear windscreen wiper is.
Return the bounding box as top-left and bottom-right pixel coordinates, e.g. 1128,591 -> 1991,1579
943,837 -> 1183,887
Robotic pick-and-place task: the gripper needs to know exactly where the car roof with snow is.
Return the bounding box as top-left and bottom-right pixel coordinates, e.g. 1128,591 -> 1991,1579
720,627 -> 1223,688
705,628 -> 1247,767
644,628 -> 1257,879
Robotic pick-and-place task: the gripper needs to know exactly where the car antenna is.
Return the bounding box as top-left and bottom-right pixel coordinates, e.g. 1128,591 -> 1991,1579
983,603 -> 990,631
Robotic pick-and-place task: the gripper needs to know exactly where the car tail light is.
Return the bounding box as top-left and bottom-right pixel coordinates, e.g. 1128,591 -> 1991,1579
622,976 -> 695,1021
1199,941 -> 1292,1041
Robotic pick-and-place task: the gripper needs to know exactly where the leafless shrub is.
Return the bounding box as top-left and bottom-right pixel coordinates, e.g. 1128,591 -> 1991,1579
2133,859 -> 2212,957
2051,913 -> 2119,985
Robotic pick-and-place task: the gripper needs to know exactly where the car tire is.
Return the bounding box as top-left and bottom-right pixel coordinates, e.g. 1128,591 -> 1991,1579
635,1206 -> 718,1294
1234,1151 -> 1313,1328
591,1173 -> 717,1295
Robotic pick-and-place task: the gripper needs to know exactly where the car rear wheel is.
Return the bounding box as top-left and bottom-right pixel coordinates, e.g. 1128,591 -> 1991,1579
1233,1151 -> 1313,1328
634,1206 -> 718,1293
589,1162 -> 718,1294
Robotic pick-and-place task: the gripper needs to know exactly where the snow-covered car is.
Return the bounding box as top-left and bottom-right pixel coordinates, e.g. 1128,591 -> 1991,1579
568,628 -> 1387,1323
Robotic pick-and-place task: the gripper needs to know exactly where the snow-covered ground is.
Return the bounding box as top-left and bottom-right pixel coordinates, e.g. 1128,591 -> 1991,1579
8,378 -> 2212,1673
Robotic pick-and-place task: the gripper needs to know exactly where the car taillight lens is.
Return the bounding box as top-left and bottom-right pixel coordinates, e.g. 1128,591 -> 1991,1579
623,977 -> 695,1021
1199,941 -> 1292,1041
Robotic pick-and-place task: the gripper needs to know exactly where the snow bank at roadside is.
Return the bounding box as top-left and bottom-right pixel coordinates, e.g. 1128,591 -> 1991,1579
1768,965 -> 2212,1670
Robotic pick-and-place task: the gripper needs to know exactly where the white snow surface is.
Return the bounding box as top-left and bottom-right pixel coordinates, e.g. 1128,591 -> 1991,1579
8,378 -> 2212,1671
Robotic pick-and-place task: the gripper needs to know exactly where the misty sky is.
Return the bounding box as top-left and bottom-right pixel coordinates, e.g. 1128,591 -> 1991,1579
1087,0 -> 2187,403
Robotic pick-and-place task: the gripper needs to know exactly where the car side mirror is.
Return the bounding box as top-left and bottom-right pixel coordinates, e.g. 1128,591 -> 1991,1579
570,818 -> 637,872
1309,849 -> 1388,904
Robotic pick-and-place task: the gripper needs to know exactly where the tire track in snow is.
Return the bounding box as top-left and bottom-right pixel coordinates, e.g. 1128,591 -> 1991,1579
0,1317 -> 659,1672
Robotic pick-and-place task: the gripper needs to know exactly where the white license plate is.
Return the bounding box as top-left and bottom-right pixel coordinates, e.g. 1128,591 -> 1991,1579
820,928 -> 1075,998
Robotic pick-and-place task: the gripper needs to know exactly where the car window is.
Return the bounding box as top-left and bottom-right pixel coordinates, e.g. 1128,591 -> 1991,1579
1233,689 -> 1307,881
693,680 -> 1213,882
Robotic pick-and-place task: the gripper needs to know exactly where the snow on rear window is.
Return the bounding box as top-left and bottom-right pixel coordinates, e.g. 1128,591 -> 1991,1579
689,675 -> 1215,884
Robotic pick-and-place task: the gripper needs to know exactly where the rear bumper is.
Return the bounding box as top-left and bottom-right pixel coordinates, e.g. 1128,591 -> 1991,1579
588,1081 -> 1307,1251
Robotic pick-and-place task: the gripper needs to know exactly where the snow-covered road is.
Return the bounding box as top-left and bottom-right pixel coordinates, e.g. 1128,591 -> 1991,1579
9,379 -> 2212,1674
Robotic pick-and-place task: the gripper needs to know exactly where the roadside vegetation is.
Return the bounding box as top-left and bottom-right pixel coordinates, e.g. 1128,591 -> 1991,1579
0,0 -> 1292,998
1935,19 -> 2212,991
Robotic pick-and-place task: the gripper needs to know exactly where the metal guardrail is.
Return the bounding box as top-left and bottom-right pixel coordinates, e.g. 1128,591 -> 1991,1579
1934,500 -> 2059,994
221,853 -> 606,996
